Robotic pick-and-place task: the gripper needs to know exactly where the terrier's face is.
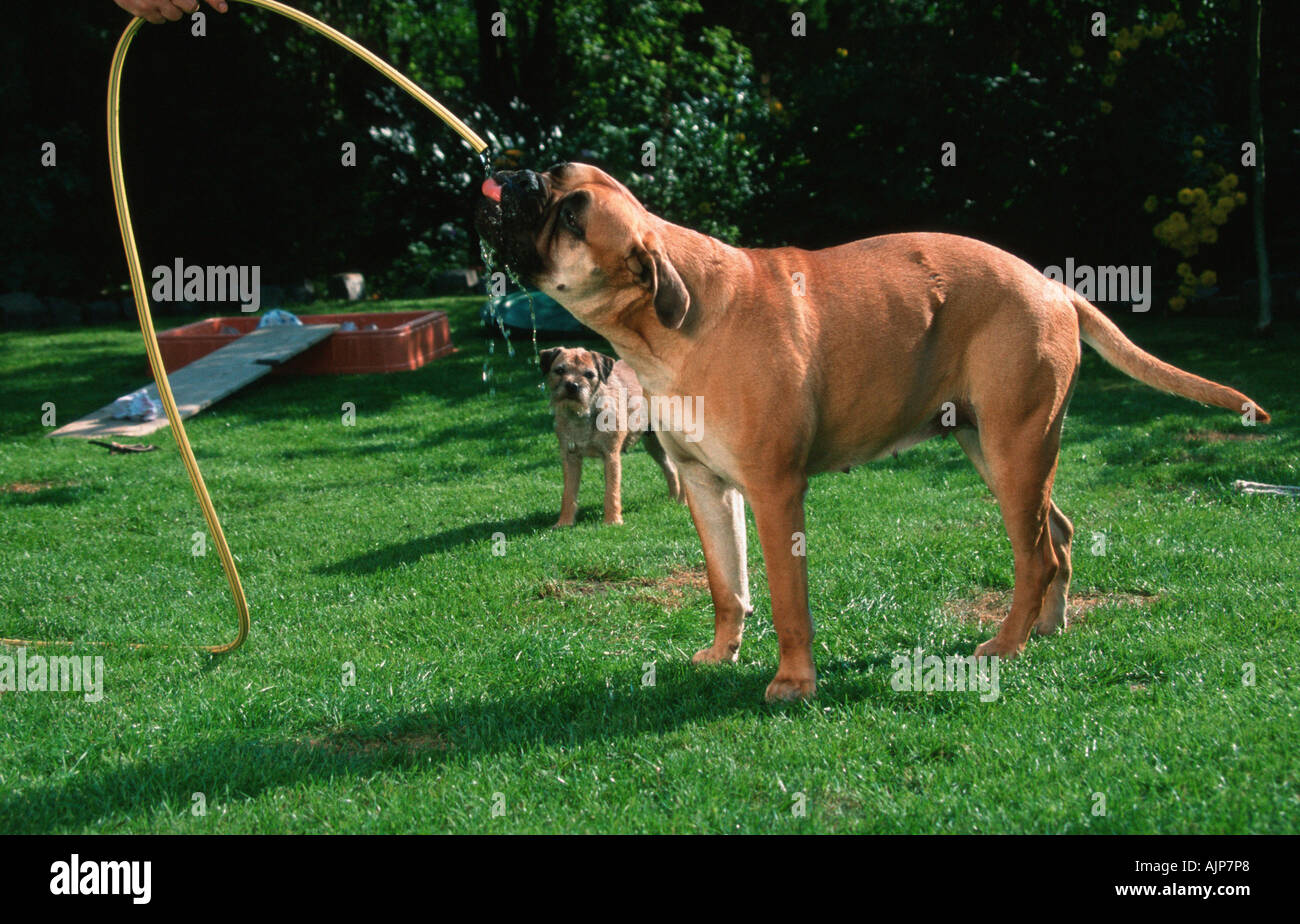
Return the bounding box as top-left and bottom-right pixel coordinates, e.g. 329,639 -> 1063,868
539,347 -> 614,414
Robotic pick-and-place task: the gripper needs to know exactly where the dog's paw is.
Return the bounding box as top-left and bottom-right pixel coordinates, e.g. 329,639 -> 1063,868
764,673 -> 816,703
602,515 -> 624,526
973,637 -> 1023,660
552,519 -> 575,529
1033,612 -> 1068,636
692,643 -> 740,665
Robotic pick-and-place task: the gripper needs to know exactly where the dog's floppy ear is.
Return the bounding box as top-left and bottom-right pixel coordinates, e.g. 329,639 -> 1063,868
631,237 -> 690,330
590,351 -> 615,382
539,347 -> 562,375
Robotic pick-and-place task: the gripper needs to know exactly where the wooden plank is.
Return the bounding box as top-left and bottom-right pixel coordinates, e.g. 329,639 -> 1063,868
248,323 -> 342,365
50,323 -> 338,439
1234,480 -> 1300,497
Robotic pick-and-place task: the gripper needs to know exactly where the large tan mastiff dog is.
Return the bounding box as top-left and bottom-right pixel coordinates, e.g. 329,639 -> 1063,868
477,163 -> 1270,702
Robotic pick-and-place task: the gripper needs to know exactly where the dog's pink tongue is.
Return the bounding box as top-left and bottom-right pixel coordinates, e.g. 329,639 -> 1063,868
481,177 -> 503,202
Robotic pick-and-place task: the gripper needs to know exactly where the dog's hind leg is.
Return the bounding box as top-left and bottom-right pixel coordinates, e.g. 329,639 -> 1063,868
955,430 -> 1073,637
680,462 -> 751,665
952,400 -> 1066,659
1036,504 -> 1073,635
642,431 -> 684,502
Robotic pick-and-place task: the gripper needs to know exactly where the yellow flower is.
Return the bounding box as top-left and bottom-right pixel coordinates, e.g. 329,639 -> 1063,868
1176,262 -> 1193,278
1177,188 -> 1195,205
1234,191 -> 1247,205
1143,195 -> 1159,213
1169,296 -> 1187,311
1068,43 -> 1084,58
836,47 -> 848,57
1192,135 -> 1206,146
1178,283 -> 1196,297
1149,24 -> 1165,39
1215,196 -> 1235,212
1200,228 -> 1218,243
1099,100 -> 1113,114
1102,73 -> 1117,87
1133,24 -> 1148,39
1200,270 -> 1217,286
1109,50 -> 1122,63
1191,150 -> 1203,159
1220,173 -> 1238,190
1210,208 -> 1229,226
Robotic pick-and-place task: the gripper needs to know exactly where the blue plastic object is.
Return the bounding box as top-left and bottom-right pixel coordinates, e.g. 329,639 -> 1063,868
479,290 -> 590,336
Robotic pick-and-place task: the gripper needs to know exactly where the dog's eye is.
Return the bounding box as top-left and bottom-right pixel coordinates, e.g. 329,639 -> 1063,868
583,370 -> 596,380
553,366 -> 565,375
562,208 -> 581,234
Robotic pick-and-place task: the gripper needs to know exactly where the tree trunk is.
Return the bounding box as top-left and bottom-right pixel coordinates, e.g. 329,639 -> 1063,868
1248,0 -> 1271,333
475,0 -> 514,110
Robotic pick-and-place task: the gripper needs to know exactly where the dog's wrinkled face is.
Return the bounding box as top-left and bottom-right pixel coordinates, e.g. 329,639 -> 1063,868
539,346 -> 614,414
475,162 -> 690,330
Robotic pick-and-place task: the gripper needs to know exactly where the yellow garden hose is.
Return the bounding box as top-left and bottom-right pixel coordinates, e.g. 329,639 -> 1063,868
0,1 -> 485,654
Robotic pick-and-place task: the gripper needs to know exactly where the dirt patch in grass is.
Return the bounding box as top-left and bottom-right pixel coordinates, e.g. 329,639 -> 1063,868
539,566 -> 709,610
303,727 -> 453,756
1,481 -> 61,494
948,588 -> 1157,626
1183,430 -> 1268,443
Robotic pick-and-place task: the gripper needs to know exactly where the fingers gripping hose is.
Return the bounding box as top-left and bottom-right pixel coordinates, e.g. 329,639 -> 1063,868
0,1 -> 485,654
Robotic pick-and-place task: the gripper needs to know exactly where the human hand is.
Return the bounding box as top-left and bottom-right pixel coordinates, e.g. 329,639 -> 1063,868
113,0 -> 230,25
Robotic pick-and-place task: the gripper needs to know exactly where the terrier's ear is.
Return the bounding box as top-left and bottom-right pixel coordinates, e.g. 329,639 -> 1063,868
590,351 -> 616,382
539,347 -> 562,375
632,237 -> 690,329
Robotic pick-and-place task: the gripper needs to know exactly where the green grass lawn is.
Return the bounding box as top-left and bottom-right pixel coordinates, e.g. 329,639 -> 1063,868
0,297 -> 1296,833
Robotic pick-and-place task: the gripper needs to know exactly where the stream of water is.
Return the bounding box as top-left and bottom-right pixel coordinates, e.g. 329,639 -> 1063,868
476,149 -> 541,397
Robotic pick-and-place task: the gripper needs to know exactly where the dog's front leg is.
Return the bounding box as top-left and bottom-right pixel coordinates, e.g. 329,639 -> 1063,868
748,479 -> 816,701
679,462 -> 751,664
555,451 -> 582,527
602,452 -> 623,525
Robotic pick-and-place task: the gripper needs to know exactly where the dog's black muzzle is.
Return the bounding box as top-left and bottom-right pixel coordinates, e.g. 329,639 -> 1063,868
475,169 -> 551,280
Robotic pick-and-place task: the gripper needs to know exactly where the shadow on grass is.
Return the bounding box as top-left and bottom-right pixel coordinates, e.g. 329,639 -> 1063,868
274,414 -> 549,462
315,510 -> 559,575
0,484 -> 104,507
0,658 -> 958,833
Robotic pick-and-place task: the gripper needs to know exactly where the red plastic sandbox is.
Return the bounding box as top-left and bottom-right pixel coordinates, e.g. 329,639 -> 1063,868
157,311 -> 455,375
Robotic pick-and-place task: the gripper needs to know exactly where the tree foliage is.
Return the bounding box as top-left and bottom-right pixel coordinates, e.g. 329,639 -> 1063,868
3,0 -> 1295,313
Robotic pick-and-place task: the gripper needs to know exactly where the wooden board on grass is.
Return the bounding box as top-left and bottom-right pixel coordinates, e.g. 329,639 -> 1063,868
49,323 -> 339,439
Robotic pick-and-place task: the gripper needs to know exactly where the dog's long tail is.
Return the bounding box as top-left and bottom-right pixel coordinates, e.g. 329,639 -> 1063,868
1071,292 -> 1270,423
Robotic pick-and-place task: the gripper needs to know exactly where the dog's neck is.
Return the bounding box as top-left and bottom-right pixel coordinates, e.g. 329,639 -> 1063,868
602,219 -> 752,367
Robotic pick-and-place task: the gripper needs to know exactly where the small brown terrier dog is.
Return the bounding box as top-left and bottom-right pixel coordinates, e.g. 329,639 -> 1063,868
540,346 -> 682,526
